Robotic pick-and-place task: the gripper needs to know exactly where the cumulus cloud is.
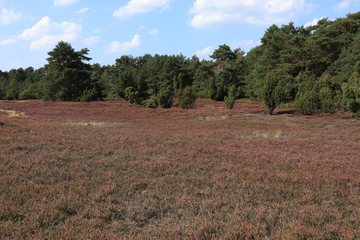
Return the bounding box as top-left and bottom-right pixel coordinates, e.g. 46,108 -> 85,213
17,16 -> 82,50
188,0 -> 317,28
195,46 -> 213,56
232,40 -> 261,49
0,38 -> 17,45
74,7 -> 89,14
114,0 -> 172,19
84,36 -> 100,46
160,3 -> 171,12
304,17 -> 325,28
0,8 -> 22,25
149,29 -> 160,35
333,0 -> 352,12
104,35 -> 141,54
54,0 -> 79,7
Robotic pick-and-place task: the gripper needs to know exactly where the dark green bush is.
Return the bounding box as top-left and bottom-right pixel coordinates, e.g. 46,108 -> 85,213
124,87 -> 138,104
224,85 -> 237,109
340,70 -> 360,115
177,85 -> 197,109
224,96 -> 235,109
348,99 -> 360,113
158,86 -> 173,108
215,81 -> 226,101
263,69 -> 293,115
296,91 -> 320,115
351,111 -> 360,119
321,99 -> 335,113
80,87 -> 96,103
145,95 -> 158,108
207,77 -> 216,100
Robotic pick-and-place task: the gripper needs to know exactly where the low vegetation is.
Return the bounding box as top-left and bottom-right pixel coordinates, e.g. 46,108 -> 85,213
1,99 -> 360,239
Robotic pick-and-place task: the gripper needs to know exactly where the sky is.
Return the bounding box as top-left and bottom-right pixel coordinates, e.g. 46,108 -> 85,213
0,0 -> 359,71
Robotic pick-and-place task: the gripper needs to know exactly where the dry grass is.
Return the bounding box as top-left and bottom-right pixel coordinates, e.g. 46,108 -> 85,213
0,99 -> 359,239
64,122 -> 105,126
196,114 -> 229,121
0,109 -> 26,117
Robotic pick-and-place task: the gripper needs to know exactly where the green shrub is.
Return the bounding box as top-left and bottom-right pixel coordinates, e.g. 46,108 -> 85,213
124,87 -> 138,104
224,96 -> 235,109
321,99 -> 335,113
196,89 -> 208,99
19,89 -> 38,100
177,85 -> 197,109
263,69 -> 293,115
80,87 -> 96,103
316,74 -> 340,113
351,111 -> 360,119
145,95 -> 158,108
340,70 -> 360,114
295,91 -> 320,115
207,77 -> 216,100
277,102 -> 295,109
224,85 -> 237,109
158,86 -> 173,108
319,87 -> 334,113
228,85 -> 239,99
215,81 -> 226,101
348,99 -> 360,113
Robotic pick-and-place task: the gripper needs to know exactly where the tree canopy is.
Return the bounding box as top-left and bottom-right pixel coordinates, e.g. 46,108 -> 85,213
43,41 -> 94,101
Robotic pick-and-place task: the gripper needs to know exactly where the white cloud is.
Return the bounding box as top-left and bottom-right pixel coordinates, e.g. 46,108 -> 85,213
0,8 -> 22,25
104,34 -> 141,54
232,40 -> 261,49
84,36 -> 100,46
114,0 -> 172,19
17,16 -> 82,50
188,0 -> 317,28
160,3 -> 171,12
149,29 -> 160,35
333,0 -> 352,12
195,46 -> 213,56
138,26 -> 145,30
304,17 -> 325,28
74,7 -> 89,14
0,38 -> 17,45
54,0 -> 78,7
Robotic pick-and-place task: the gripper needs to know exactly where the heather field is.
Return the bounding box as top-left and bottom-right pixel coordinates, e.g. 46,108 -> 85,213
1,99 -> 360,239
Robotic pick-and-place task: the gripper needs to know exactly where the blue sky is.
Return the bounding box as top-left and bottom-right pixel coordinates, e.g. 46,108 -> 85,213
0,0 -> 359,71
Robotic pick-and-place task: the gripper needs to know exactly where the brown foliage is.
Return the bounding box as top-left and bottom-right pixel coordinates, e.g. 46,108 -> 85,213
0,99 -> 359,239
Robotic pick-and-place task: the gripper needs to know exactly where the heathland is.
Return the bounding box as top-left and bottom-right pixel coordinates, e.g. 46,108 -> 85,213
1,99 -> 360,239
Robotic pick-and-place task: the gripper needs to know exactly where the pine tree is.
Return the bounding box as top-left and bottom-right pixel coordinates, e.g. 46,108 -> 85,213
43,41 -> 92,101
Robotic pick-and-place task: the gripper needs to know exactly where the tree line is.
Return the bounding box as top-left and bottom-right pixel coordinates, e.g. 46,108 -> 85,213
1,11 -> 360,118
